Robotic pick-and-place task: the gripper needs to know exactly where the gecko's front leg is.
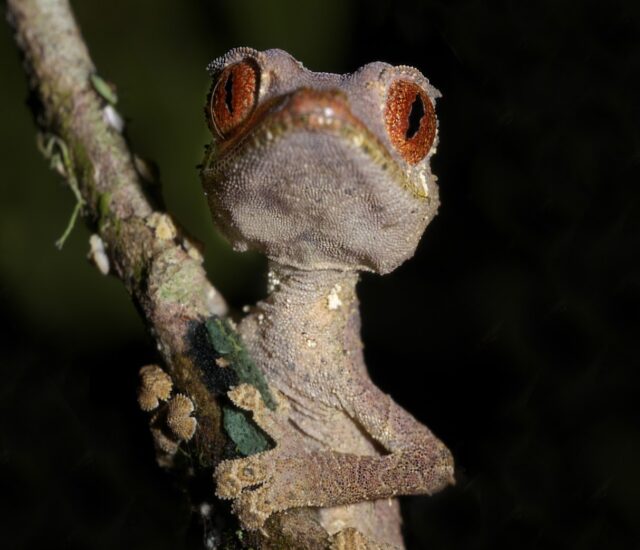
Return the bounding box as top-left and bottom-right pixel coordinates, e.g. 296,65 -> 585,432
216,383 -> 453,531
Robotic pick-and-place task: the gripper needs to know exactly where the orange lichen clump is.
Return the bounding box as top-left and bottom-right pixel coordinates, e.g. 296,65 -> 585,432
138,365 -> 173,411
167,393 -> 197,441
137,364 -> 173,411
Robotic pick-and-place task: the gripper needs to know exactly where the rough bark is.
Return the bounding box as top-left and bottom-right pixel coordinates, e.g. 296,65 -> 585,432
5,0 -> 329,547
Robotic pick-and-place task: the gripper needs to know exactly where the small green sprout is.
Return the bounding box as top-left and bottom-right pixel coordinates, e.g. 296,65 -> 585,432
90,73 -> 118,105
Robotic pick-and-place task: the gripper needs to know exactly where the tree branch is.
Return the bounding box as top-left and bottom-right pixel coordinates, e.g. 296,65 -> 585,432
5,0 -> 329,547
6,0 -> 229,461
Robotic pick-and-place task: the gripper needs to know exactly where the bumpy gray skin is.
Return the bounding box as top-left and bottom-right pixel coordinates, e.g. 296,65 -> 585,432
201,48 -> 453,549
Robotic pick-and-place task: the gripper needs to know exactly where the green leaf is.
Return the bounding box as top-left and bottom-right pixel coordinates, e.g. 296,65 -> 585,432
223,406 -> 270,456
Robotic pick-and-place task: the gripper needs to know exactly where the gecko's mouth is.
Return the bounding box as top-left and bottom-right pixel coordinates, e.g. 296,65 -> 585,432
203,88 -> 429,200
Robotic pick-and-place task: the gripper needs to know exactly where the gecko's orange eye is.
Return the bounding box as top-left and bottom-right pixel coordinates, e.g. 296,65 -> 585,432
208,60 -> 259,137
384,80 -> 436,164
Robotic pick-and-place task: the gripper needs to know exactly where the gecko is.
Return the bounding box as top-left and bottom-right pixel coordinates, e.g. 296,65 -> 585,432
199,47 -> 454,548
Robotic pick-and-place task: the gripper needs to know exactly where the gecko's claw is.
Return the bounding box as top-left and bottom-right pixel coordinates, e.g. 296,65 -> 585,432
227,383 -> 264,412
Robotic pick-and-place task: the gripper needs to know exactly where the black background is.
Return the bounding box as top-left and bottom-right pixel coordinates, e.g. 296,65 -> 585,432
0,1 -> 638,549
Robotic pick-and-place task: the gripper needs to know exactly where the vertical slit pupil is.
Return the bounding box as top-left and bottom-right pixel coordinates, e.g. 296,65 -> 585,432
224,72 -> 234,113
406,94 -> 425,139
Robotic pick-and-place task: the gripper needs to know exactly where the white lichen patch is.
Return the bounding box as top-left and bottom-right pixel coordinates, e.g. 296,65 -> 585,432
88,234 -> 110,275
327,283 -> 343,310
103,104 -> 124,133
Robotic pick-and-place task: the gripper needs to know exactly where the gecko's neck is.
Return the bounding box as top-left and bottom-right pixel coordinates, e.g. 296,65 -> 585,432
265,261 -> 359,312
241,261 -> 364,395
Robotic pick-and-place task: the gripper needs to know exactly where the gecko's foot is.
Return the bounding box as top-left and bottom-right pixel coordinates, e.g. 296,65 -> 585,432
216,455 -> 311,529
215,383 -> 313,529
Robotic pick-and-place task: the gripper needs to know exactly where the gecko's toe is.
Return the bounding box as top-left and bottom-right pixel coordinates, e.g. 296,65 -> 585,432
234,481 -> 289,530
423,442 -> 455,493
228,383 -> 264,412
234,489 -> 272,530
215,455 -> 272,498
227,383 -> 291,441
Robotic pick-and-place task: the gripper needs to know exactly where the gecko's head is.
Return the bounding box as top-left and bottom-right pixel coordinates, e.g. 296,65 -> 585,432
200,48 -> 441,274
